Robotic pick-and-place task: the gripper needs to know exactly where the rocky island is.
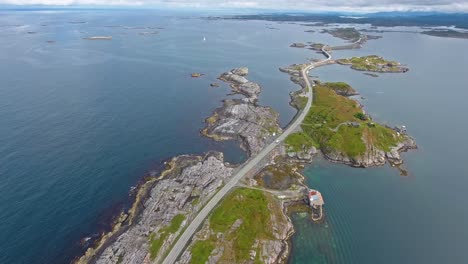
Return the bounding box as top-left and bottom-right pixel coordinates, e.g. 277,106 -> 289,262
421,29 -> 468,39
290,42 -> 306,48
309,43 -> 325,50
321,27 -> 362,42
281,64 -> 416,167
191,73 -> 204,78
337,55 -> 409,73
281,35 -> 416,168
202,67 -> 281,155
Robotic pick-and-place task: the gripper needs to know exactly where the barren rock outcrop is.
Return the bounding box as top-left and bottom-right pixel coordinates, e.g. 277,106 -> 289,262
203,68 -> 281,156
78,152 -> 234,264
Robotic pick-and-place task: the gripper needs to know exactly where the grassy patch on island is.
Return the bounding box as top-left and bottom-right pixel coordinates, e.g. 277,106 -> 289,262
254,157 -> 304,190
190,239 -> 216,264
149,213 -> 186,260
192,188 -> 277,263
285,82 -> 404,158
322,27 -> 361,41
289,89 -> 309,111
322,82 -> 357,96
295,95 -> 308,110
337,55 -> 407,73
285,132 -> 317,152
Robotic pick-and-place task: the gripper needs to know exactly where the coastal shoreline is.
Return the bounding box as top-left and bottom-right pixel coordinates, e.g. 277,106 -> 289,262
73,157 -> 177,263
76,23 -> 417,264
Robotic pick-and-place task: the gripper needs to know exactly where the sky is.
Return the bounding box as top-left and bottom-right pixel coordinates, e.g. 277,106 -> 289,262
1,0 -> 468,12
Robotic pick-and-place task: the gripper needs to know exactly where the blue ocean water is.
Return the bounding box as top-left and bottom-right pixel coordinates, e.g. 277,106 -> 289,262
0,10 -> 323,263
1,10 -> 468,264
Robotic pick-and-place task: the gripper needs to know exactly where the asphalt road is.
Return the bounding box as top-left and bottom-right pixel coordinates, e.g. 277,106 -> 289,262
161,50 -> 331,264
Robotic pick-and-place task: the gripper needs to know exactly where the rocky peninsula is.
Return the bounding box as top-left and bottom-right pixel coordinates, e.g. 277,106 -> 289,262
202,67 -> 281,155
279,64 -> 313,111
76,152 -> 235,264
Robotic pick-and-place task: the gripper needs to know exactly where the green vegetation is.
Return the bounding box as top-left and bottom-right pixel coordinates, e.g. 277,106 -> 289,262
327,125 -> 366,157
167,214 -> 186,233
285,132 -> 317,152
198,188 -> 274,262
149,214 -> 186,260
206,112 -> 218,125
295,95 -> 308,110
191,239 -> 216,264
285,82 -> 404,158
290,91 -> 308,110
191,196 -> 200,206
322,27 -> 361,41
322,82 -> 358,96
266,124 -> 279,134
354,112 -> 368,121
363,124 -> 402,152
254,158 -> 303,190
337,55 -> 407,73
210,188 -> 270,234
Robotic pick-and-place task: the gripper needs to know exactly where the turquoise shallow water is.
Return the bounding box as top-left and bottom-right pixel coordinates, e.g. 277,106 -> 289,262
1,10 -> 468,264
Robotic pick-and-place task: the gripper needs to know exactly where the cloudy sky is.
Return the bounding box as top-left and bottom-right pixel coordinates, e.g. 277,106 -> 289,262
1,0 -> 468,12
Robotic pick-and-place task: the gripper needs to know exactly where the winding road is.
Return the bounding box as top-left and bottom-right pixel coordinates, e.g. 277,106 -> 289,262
161,48 -> 332,264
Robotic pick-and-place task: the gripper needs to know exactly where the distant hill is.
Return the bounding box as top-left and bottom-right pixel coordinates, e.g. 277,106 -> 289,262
229,12 -> 468,29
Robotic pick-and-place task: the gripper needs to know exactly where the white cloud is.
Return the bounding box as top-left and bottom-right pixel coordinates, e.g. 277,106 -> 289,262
1,0 -> 468,12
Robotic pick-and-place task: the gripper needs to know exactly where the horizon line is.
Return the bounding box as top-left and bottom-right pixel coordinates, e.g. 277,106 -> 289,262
1,5 -> 468,15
